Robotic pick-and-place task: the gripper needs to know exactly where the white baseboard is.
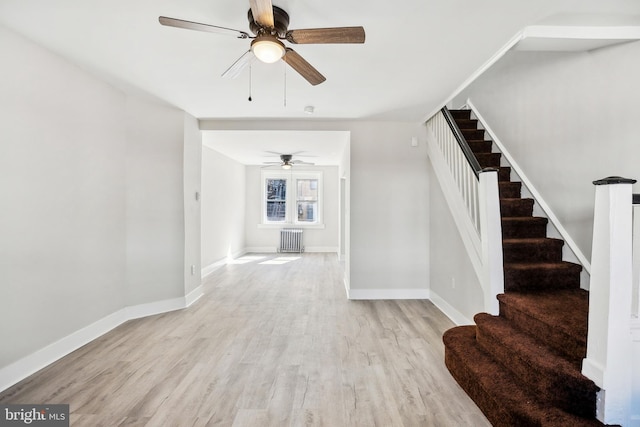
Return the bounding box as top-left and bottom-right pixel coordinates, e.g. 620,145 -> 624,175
185,285 -> 204,307
0,291 -> 203,393
304,246 -> 339,253
125,296 -> 186,320
0,309 -> 125,393
201,258 -> 228,278
244,246 -> 277,253
347,288 -> 430,300
429,290 -> 474,326
244,247 -> 338,254
201,250 -> 249,278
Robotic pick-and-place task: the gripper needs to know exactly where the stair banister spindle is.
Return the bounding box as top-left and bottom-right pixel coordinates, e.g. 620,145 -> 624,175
441,107 -> 482,177
584,176 -> 636,425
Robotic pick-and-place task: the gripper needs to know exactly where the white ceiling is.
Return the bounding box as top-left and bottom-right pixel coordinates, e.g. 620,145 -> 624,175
1,0 -> 639,123
202,130 -> 349,165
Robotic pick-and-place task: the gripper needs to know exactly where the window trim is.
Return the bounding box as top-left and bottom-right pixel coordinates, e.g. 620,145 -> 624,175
260,170 -> 324,228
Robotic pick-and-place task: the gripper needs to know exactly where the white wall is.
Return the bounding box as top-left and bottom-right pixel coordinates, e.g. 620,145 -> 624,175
348,122 -> 429,294
183,113 -> 202,295
244,165 -> 339,252
125,98 -> 186,305
0,24 -> 195,379
201,147 -> 246,270
452,40 -> 640,261
0,25 -> 128,368
427,167 -> 484,324
200,119 -> 430,295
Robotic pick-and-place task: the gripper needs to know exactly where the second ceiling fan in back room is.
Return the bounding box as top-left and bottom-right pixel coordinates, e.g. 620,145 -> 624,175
263,153 -> 315,169
159,0 -> 366,86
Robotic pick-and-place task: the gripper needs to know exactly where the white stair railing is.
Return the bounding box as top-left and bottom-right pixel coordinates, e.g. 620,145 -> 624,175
426,108 -> 504,315
583,177 -> 637,425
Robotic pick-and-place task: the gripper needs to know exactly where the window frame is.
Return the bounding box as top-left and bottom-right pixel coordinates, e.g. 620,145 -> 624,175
260,170 -> 324,228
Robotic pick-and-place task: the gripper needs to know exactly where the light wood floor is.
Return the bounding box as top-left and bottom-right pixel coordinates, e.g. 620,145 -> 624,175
0,253 -> 490,427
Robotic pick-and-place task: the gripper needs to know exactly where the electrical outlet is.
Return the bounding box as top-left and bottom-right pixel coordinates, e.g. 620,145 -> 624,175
191,265 -> 196,276
451,277 -> 456,289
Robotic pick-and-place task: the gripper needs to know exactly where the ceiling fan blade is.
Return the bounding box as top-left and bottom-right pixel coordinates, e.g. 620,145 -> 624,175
221,50 -> 257,79
283,48 -> 326,86
291,160 -> 315,165
264,151 -> 309,157
286,27 -> 365,44
159,16 -> 250,39
249,0 -> 274,28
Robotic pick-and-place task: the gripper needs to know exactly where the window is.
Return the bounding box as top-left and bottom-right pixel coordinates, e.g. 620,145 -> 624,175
266,178 -> 287,222
261,171 -> 323,227
296,179 -> 318,222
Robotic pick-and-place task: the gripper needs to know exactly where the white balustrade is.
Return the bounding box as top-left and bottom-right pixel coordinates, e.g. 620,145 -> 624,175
427,111 -> 481,236
426,109 -> 504,315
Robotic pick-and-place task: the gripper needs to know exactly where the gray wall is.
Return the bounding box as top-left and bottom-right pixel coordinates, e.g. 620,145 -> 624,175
0,25 -> 193,370
0,25 -> 127,368
201,147 -> 246,268
453,40 -> 640,261
428,167 -> 484,323
124,97 -> 186,305
183,114 -> 202,296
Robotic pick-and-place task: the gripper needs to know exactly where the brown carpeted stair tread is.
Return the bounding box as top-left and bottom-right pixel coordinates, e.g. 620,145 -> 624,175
475,152 -> 502,168
502,216 -> 548,238
498,181 -> 522,198
461,129 -> 486,140
500,198 -> 534,216
443,326 -> 605,427
467,140 -> 493,153
504,261 -> 582,272
503,261 -> 582,291
498,289 -> 589,364
455,119 -> 478,129
497,166 -> 511,181
449,109 -> 471,119
474,313 -> 598,417
503,237 -> 564,262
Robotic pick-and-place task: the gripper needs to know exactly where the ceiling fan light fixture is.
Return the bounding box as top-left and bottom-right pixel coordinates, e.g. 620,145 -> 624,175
251,35 -> 285,63
281,162 -> 292,170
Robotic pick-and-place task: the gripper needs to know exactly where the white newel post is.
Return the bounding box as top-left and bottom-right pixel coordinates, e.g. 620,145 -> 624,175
478,169 -> 504,315
583,176 -> 636,425
633,197 -> 640,318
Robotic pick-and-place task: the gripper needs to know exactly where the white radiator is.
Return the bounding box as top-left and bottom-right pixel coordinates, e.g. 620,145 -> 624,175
279,228 -> 304,253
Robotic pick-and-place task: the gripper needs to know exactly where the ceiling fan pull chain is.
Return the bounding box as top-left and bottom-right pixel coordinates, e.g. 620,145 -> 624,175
248,64 -> 252,102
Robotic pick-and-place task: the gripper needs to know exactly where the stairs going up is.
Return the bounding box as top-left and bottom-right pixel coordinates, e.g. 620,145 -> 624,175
442,109 -> 607,427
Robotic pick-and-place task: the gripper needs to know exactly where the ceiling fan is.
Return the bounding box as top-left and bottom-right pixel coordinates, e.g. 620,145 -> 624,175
263,153 -> 315,169
159,0 -> 365,85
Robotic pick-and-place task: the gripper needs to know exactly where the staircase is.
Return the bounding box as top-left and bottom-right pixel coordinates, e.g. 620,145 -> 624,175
442,110 -> 607,426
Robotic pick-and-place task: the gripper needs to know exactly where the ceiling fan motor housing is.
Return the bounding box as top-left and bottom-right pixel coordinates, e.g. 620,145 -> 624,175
248,6 -> 290,37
